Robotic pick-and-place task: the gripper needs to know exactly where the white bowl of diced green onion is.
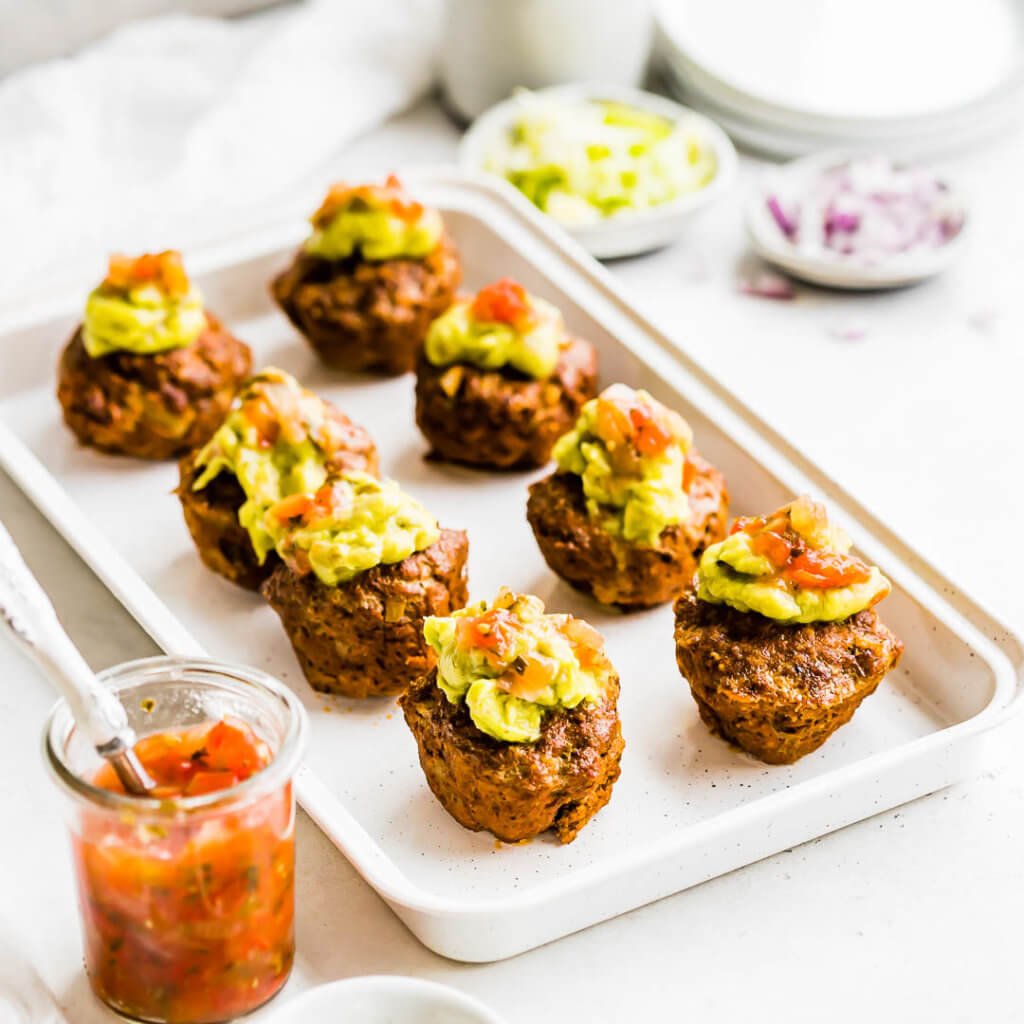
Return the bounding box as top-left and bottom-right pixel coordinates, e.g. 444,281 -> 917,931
460,83 -> 738,259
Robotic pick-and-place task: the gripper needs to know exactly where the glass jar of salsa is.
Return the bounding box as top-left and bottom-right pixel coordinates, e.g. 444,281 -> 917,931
44,656 -> 307,1024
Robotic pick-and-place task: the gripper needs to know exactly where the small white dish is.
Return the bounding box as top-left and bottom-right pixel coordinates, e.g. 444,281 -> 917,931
459,83 -> 738,259
746,151 -> 968,290
266,976 -> 506,1024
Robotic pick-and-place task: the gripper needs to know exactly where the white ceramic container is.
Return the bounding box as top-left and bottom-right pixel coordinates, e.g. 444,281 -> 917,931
267,976 -> 505,1024
0,170 -> 1019,963
440,0 -> 653,122
460,84 -> 737,259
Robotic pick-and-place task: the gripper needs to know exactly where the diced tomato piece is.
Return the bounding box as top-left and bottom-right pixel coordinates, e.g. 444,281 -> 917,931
455,608 -> 520,660
502,654 -> 559,700
204,720 -> 266,778
103,250 -> 190,297
751,529 -> 794,569
681,458 -> 697,492
730,515 -> 764,535
629,405 -> 673,456
561,616 -> 605,653
184,770 -> 239,796
595,396 -> 634,448
241,397 -> 280,448
471,278 -> 531,327
271,492 -> 314,522
783,549 -> 872,589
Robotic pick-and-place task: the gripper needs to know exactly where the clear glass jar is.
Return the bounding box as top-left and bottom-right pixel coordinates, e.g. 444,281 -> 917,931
44,656 -> 307,1024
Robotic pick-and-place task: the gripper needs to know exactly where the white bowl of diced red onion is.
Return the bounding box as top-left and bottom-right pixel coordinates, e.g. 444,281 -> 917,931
746,152 -> 967,289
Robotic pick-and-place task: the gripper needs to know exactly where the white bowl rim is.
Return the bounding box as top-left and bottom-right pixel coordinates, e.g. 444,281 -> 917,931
745,149 -> 969,288
267,974 -> 506,1023
458,81 -> 738,240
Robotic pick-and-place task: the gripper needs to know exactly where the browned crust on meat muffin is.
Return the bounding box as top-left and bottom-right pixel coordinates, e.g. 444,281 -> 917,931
271,233 -> 461,376
175,406 -> 379,591
526,455 -> 728,609
674,589 -> 903,764
261,528 -> 469,698
56,314 -> 251,460
401,668 -> 624,843
414,336 -> 599,470
176,454 -> 274,591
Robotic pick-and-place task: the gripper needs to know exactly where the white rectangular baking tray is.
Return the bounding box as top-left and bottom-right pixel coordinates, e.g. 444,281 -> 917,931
1,170 -> 1021,962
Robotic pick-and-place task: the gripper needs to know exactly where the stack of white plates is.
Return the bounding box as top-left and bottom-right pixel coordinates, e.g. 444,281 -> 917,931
655,0 -> 1024,158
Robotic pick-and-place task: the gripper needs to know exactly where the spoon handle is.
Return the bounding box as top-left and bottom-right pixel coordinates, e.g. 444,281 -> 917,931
0,521 -> 132,750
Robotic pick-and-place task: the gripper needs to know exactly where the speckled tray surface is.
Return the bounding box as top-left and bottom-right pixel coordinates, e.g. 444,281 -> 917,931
1,171 -> 1020,961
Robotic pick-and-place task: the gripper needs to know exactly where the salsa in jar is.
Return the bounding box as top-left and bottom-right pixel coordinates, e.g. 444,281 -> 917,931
73,719 -> 295,1022
45,657 -> 306,1024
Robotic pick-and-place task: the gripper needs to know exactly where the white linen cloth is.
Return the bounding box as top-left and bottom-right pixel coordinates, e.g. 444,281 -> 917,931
0,0 -> 443,310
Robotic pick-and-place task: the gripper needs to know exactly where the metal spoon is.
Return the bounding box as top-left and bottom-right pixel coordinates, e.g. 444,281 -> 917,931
0,521 -> 154,796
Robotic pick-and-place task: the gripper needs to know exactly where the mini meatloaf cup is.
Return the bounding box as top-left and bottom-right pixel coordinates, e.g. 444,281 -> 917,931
262,528 -> 469,698
402,668 -> 624,844
58,310 -> 251,461
415,336 -> 597,469
528,454 -> 728,609
674,591 -> 903,764
271,177 -> 460,375
414,278 -> 599,470
177,370 -> 378,591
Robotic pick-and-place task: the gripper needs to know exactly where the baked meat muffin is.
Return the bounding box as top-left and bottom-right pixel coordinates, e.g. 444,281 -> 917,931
261,473 -> 469,698
272,175 -> 460,375
177,368 -> 378,590
674,495 -> 904,764
57,251 -> 251,459
528,384 -> 728,609
401,589 -> 623,844
415,277 -> 598,469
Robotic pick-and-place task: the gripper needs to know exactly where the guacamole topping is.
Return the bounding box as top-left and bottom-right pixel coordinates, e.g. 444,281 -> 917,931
269,472 -> 439,587
552,384 -> 695,546
82,251 -> 205,358
697,495 -> 892,623
193,368 -> 365,563
424,588 -> 613,743
423,278 -> 564,379
303,174 -> 443,262
484,92 -> 717,225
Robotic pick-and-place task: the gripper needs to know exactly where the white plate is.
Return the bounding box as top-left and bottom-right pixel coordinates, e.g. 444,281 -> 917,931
746,152 -> 968,289
459,84 -> 737,259
266,976 -> 504,1024
0,171 -> 1020,963
655,0 -> 1024,127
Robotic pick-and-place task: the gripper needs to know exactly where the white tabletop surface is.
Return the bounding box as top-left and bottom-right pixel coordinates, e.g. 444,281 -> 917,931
2,98 -> 1023,1024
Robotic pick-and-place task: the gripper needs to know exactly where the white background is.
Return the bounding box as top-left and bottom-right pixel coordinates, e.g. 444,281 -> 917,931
2,98 -> 1023,1023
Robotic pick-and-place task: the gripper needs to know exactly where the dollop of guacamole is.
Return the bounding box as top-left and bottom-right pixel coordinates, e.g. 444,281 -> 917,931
552,384 -> 693,546
192,368 -> 344,562
423,287 -> 563,380
424,589 -> 612,743
82,252 -> 205,358
697,497 -> 892,623
303,177 -> 443,262
271,473 -> 439,587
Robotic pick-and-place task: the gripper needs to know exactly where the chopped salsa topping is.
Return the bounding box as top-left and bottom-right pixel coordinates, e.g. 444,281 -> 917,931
470,277 -> 533,328
552,384 -> 694,546
424,589 -> 613,743
311,173 -> 425,229
423,279 -> 564,379
304,174 -> 443,262
76,718 -> 294,1022
697,495 -> 892,623
728,497 -> 873,590
82,250 -> 205,358
101,250 -> 192,298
